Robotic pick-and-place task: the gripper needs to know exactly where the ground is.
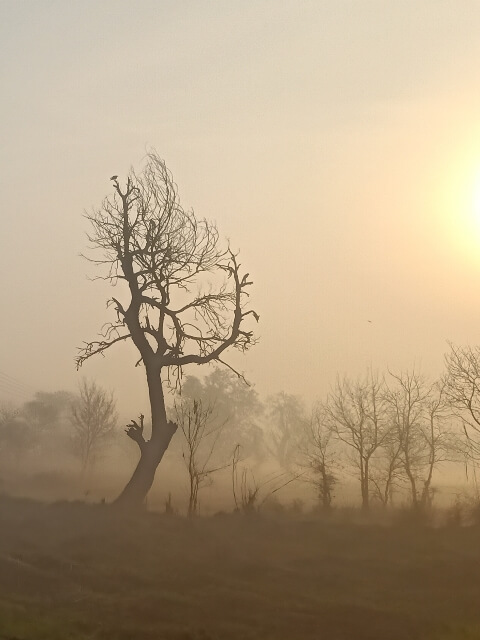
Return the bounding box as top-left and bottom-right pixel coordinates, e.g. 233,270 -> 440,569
0,496 -> 479,640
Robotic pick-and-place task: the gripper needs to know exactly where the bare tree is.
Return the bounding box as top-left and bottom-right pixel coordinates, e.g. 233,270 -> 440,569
231,444 -> 300,513
76,152 -> 258,508
175,398 -> 225,516
369,429 -> 403,507
181,369 -> 265,460
22,390 -> 76,457
386,371 -> 452,509
444,343 -> 480,460
70,379 -> 118,473
302,403 -> 337,510
420,381 -> 452,507
23,391 -> 74,435
325,371 -> 389,510
266,392 -> 306,468
0,404 -> 33,467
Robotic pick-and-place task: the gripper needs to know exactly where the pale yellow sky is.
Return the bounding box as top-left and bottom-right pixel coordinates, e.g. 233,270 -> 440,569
2,1 -> 480,416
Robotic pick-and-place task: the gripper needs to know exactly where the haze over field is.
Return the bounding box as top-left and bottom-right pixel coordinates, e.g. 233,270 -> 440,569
3,2 -> 480,416
4,5 -> 480,639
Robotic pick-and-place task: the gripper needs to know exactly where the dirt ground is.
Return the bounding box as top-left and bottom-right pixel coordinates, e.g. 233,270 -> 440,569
0,495 -> 479,640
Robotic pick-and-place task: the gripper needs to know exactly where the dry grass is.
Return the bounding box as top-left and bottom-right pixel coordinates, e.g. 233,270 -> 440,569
0,495 -> 479,639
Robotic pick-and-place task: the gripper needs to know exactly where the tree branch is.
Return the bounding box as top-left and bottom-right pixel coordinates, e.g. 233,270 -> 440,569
125,414 -> 146,450
76,333 -> 132,369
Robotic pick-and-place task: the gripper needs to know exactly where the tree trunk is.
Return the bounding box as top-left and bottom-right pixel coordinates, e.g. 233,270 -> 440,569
114,365 -> 177,509
321,468 -> 332,510
383,476 -> 392,507
420,451 -> 435,509
403,442 -> 419,509
405,463 -> 418,509
361,459 -> 370,510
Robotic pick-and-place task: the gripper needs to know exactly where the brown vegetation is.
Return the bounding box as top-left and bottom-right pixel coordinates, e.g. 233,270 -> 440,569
0,496 -> 479,640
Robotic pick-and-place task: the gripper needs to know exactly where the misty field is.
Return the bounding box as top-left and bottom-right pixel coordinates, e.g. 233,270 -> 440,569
0,497 -> 479,640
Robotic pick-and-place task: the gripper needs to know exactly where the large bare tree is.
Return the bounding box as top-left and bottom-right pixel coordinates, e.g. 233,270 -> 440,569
76,152 -> 258,507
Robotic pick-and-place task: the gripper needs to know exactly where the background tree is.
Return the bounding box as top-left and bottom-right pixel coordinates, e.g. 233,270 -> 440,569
23,391 -> 73,433
265,392 -> 306,468
369,427 -> 403,507
444,343 -> 480,460
386,371 -> 451,509
22,390 -> 75,456
420,381 -> 452,507
175,398 -> 225,516
231,443 -> 300,514
302,403 -> 337,510
70,379 -> 118,474
181,368 -> 264,460
0,404 -> 34,468
0,391 -> 79,490
325,371 -> 388,510
77,152 -> 258,507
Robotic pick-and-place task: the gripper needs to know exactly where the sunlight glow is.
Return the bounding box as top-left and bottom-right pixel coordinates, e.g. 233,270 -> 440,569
472,168 -> 480,232
432,152 -> 480,270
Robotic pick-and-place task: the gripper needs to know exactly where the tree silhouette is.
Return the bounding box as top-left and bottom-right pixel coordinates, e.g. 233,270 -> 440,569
175,398 -> 226,516
302,403 -> 337,510
266,392 -> 306,468
325,372 -> 389,510
70,379 -> 117,474
386,371 -> 451,509
181,368 -> 264,459
444,343 -> 480,461
77,152 -> 258,507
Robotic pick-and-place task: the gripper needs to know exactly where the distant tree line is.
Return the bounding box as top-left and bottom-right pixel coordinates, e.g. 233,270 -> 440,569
170,344 -> 480,514
0,380 -> 117,480
2,343 -> 480,513
69,151 -> 480,515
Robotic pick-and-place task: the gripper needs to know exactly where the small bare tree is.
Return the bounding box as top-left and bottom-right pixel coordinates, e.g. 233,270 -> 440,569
175,398 -> 225,516
231,444 -> 300,513
71,379 -> 118,473
302,404 -> 337,510
325,371 -> 389,510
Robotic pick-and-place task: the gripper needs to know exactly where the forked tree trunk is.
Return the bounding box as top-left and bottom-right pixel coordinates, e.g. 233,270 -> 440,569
114,366 -> 177,509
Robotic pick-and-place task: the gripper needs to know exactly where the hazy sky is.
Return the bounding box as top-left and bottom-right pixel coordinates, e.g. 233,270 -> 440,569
2,1 -> 480,416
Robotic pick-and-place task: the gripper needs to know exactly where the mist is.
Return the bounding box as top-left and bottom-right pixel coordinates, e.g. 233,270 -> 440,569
2,2 -> 480,638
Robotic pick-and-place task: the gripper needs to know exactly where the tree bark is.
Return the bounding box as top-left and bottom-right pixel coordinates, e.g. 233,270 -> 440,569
405,463 -> 418,509
420,462 -> 434,509
114,365 -> 177,509
360,459 -> 370,510
320,468 -> 332,510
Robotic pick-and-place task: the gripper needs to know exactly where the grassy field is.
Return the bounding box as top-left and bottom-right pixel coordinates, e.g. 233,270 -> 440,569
0,496 -> 479,640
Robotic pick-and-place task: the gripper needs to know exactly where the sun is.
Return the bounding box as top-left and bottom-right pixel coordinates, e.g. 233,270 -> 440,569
432,155 -> 480,268
472,169 -> 480,231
